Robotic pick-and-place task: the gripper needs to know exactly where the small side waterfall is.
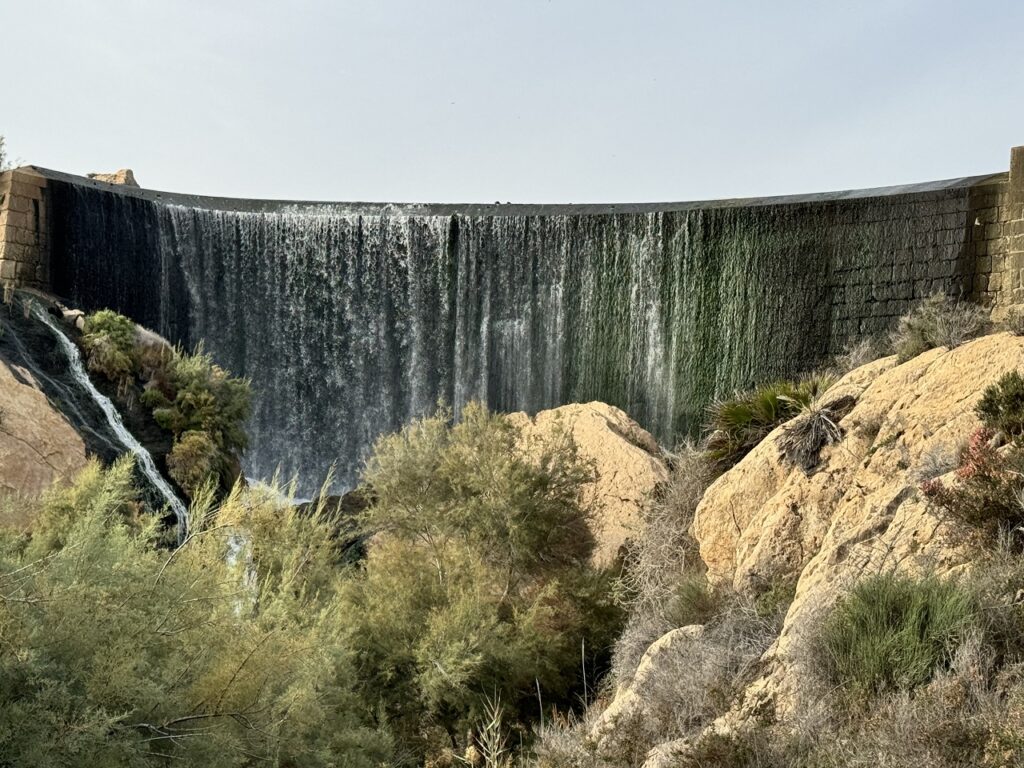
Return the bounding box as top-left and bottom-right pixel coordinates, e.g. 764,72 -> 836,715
32,303 -> 190,537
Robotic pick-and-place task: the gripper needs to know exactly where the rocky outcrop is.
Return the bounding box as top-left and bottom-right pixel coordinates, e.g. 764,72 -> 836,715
0,357 -> 88,504
86,169 -> 139,187
691,332 -> 1024,723
508,402 -> 669,566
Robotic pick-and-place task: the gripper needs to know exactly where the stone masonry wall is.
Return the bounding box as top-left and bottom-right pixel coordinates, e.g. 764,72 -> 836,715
0,167 -> 49,289
971,146 -> 1024,315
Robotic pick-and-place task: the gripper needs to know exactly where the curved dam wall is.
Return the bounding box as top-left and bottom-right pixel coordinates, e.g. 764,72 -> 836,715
3,154 -> 1020,493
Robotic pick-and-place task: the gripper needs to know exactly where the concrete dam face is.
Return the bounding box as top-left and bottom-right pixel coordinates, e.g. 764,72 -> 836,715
24,163 -> 1017,493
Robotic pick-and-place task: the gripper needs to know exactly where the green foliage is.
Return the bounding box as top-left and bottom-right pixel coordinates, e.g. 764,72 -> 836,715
921,428 -> 1024,535
81,309 -> 139,387
0,460 -> 391,767
891,293 -> 988,363
814,573 -> 975,701
346,402 -> 622,761
705,375 -> 833,468
166,430 -> 220,497
977,371 -> 1024,438
150,347 -> 251,489
80,309 -> 251,497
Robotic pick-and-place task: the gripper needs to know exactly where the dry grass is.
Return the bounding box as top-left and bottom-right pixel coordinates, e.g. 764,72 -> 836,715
890,293 -> 989,363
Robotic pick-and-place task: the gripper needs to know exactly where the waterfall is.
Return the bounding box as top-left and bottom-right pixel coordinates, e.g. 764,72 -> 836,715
47,176 -> 980,495
32,302 -> 190,537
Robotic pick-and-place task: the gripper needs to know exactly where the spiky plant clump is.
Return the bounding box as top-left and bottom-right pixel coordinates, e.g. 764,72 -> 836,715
704,375 -> 834,469
779,395 -> 855,472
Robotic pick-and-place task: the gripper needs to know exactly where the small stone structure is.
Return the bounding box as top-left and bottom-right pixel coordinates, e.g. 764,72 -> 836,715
0,167 -> 49,288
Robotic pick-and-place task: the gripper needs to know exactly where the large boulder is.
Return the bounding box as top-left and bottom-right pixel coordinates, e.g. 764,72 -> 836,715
507,402 -> 668,566
0,358 -> 88,507
691,332 -> 1024,721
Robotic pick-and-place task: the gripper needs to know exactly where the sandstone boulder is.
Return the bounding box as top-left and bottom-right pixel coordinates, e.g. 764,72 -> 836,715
0,358 -> 88,510
692,332 -> 1024,721
508,402 -> 668,566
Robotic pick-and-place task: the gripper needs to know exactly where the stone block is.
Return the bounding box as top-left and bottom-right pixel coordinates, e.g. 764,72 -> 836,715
0,261 -> 14,280
11,169 -> 46,188
5,195 -> 32,214
9,181 -> 43,200
0,210 -> 29,231
986,223 -> 1004,240
978,256 -> 993,273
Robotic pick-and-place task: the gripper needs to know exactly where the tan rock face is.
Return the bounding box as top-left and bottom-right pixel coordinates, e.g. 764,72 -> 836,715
86,169 -> 139,187
508,402 -> 668,566
691,332 -> 1024,720
0,358 -> 88,509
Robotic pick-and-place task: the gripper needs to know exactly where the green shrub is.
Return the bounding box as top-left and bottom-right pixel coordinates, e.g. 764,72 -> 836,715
149,347 -> 251,462
890,293 -> 988,363
166,430 -> 220,497
79,311 -> 251,498
81,309 -> 138,387
814,573 -> 976,701
0,461 -> 392,766
977,371 -> 1024,438
705,375 -> 833,468
346,402 -> 622,761
921,428 -> 1024,535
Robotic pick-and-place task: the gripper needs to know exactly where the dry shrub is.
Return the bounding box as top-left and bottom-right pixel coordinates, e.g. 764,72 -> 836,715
778,395 -> 855,472
613,444 -> 713,685
890,293 -> 989,363
1002,306 -> 1024,336
834,336 -> 887,375
597,594 -> 784,765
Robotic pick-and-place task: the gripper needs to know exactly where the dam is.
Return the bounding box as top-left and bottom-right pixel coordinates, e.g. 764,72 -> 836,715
1,149 -> 1021,492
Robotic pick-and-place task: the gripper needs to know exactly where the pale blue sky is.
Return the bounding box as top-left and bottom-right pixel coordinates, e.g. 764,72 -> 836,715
4,0 -> 1022,203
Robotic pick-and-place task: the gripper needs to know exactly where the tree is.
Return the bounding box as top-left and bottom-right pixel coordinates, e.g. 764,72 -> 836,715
342,403 -> 623,762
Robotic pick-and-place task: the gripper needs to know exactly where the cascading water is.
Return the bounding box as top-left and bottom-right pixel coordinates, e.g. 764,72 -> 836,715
32,302 -> 189,536
46,173 -> 985,495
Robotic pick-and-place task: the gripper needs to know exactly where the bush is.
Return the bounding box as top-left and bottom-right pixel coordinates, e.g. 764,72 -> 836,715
0,461 -> 392,766
598,593 -> 783,763
166,430 -> 220,496
977,371 -> 1024,438
79,311 -> 251,498
922,428 -> 1024,534
705,375 -> 834,469
890,293 -> 988,363
1003,307 -> 1024,336
148,347 -> 251,482
813,573 -> 976,701
613,444 -> 713,685
81,309 -> 138,388
345,402 -> 622,762
833,336 -> 886,375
